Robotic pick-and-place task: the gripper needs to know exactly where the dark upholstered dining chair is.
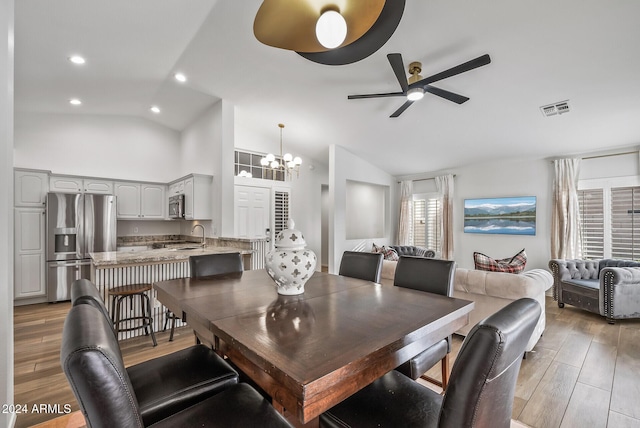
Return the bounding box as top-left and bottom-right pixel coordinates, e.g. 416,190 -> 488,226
339,251 -> 384,283
61,304 -> 293,428
319,298 -> 541,428
393,256 -> 456,389
190,252 -> 244,278
163,252 -> 245,341
69,279 -> 242,426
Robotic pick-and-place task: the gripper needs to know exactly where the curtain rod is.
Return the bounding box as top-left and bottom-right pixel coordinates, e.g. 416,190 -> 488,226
397,174 -> 456,184
551,150 -> 638,163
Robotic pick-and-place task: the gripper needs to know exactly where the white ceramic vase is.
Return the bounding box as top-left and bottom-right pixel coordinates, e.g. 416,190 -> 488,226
265,219 -> 316,295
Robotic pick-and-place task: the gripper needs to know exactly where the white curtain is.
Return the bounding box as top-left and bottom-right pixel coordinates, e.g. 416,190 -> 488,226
551,158 -> 582,259
397,180 -> 413,245
435,174 -> 454,260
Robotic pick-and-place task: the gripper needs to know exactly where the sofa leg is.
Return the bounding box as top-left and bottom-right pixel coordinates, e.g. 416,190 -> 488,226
607,318 -> 615,325
558,302 -> 565,308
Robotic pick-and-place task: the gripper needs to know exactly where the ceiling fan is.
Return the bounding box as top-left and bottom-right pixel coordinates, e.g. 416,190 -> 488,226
348,53 -> 491,117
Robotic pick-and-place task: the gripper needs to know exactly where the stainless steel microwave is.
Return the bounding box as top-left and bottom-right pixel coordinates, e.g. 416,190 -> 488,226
168,194 -> 184,219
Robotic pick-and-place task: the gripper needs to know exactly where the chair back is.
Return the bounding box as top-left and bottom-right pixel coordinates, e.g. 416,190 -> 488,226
189,252 -> 244,278
439,298 -> 541,428
70,279 -> 113,330
394,256 -> 456,297
60,304 -> 144,428
338,251 -> 384,283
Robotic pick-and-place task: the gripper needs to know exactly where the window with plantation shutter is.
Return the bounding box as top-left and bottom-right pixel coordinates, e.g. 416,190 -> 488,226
578,188 -> 604,259
611,186 -> 640,259
426,198 -> 442,251
274,190 -> 290,236
412,200 -> 426,247
411,195 -> 441,252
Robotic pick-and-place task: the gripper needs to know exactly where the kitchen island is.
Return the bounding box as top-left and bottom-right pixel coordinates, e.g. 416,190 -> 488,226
90,244 -> 255,340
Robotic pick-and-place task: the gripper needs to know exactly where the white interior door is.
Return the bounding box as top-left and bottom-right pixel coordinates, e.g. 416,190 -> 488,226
234,186 -> 270,238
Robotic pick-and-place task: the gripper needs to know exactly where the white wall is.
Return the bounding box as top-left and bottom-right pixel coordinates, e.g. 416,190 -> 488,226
1,1 -> 14,426
449,158 -> 553,270
14,112 -> 181,182
290,161 -> 329,270
329,144 -> 397,273
179,99 -> 235,238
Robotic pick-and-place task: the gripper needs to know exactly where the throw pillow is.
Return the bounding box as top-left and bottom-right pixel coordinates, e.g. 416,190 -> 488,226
372,243 -> 400,261
474,249 -> 527,274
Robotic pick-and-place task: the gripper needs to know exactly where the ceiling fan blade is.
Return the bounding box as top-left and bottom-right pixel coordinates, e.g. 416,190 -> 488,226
410,54 -> 491,87
387,53 -> 408,92
348,92 -> 405,100
424,86 -> 469,104
390,100 -> 414,118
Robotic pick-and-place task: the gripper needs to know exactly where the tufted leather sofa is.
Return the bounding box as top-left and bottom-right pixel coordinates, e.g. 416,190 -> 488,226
549,258 -> 640,323
389,245 -> 436,258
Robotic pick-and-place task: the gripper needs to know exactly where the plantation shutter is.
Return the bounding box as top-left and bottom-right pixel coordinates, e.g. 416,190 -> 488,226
412,200 -> 426,247
426,198 -> 442,252
611,186 -> 640,260
578,189 -> 604,259
274,190 -> 290,236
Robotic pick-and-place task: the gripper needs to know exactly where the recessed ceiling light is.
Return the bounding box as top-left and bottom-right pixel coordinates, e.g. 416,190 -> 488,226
150,106 -> 161,114
69,98 -> 82,106
68,55 -> 85,65
174,73 -> 187,83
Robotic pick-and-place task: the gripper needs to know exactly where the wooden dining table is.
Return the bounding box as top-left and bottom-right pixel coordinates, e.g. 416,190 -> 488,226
153,269 -> 474,425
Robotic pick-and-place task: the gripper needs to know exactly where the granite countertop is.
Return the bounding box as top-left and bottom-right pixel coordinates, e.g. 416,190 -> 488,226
91,245 -> 253,267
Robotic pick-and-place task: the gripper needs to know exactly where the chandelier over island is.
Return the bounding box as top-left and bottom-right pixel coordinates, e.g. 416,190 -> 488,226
260,123 -> 302,179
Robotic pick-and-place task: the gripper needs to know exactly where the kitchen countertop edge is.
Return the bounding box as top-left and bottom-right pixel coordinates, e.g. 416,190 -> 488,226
90,246 -> 254,267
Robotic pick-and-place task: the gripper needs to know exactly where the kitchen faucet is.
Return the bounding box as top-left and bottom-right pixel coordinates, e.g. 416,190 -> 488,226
192,224 -> 206,248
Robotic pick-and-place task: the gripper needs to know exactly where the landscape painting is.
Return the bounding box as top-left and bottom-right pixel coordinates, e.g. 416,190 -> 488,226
464,196 -> 536,235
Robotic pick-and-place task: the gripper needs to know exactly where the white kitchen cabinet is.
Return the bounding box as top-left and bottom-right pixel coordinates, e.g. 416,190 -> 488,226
83,178 -> 113,194
50,175 -> 113,194
14,169 -> 49,207
115,182 -> 165,219
184,174 -> 212,220
168,180 -> 184,196
141,184 -> 165,218
14,207 -> 46,299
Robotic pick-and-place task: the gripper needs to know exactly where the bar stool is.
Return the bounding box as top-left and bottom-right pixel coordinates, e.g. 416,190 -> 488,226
108,283 -> 157,347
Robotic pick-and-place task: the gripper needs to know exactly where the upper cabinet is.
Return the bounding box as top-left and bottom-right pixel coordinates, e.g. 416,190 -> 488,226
50,175 -> 113,194
168,174 -> 213,220
115,182 -> 166,219
168,180 -> 185,196
14,169 -> 49,207
185,174 -> 212,220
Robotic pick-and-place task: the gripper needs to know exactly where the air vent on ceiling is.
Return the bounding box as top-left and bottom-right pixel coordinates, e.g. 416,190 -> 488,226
540,100 -> 570,117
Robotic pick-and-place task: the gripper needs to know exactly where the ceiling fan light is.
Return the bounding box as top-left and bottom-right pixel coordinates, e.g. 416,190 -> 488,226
316,10 -> 347,49
407,87 -> 424,101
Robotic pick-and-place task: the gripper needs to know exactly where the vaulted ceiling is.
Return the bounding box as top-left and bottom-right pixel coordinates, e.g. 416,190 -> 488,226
14,0 -> 640,176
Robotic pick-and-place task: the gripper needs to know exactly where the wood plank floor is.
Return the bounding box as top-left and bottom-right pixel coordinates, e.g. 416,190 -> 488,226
14,296 -> 640,428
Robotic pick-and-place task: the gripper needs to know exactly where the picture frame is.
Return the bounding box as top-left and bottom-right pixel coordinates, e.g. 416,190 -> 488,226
463,196 -> 536,235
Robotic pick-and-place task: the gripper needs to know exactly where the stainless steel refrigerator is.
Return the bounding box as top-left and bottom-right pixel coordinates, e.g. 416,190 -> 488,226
46,193 -> 117,302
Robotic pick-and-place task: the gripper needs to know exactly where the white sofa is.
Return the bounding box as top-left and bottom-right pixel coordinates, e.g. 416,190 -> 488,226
381,261 -> 553,352
453,268 -> 552,352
